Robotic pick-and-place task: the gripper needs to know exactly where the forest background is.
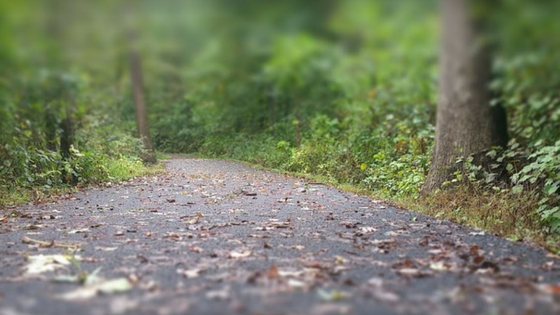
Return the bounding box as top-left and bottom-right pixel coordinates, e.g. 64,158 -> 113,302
1,0 -> 559,249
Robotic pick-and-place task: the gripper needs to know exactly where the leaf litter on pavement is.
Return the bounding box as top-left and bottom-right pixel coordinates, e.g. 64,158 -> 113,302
0,158 -> 559,315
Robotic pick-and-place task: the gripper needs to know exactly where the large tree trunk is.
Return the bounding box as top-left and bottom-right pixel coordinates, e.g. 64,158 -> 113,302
129,41 -> 156,164
423,0 -> 507,193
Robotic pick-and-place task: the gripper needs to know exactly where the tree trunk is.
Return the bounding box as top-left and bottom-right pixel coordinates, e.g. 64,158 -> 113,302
423,0 -> 506,193
129,41 -> 156,164
45,107 -> 58,151
60,113 -> 74,160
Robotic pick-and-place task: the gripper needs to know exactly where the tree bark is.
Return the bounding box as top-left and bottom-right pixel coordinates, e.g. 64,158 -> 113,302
423,0 -> 506,192
129,40 -> 156,164
60,112 -> 74,160
45,108 -> 58,151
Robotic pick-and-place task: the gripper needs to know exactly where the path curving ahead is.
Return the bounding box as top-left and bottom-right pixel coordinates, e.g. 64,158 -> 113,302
1,158 -> 559,315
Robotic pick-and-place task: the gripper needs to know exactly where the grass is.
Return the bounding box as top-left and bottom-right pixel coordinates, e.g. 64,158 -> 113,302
403,188 -> 560,253
106,156 -> 166,180
156,151 -> 173,160
0,157 -> 166,210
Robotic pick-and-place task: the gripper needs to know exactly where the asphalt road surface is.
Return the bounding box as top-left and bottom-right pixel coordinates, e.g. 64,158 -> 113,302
1,158 -> 559,315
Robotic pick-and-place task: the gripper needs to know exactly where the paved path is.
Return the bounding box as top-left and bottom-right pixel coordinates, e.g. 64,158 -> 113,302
1,158 -> 559,315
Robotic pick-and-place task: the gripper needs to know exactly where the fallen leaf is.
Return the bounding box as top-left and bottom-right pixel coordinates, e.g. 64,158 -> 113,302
384,231 -> 400,236
96,246 -> 118,252
247,234 -> 269,238
266,265 -> 280,280
302,261 -> 324,269
69,228 -> 89,234
53,267 -> 102,284
206,287 -> 230,300
268,221 -> 291,229
473,256 -> 485,264
278,270 -> 305,278
474,261 -> 500,274
334,256 -> 345,264
183,268 -> 204,278
24,254 -> 70,275
361,226 -> 377,233
470,245 -> 479,254
228,250 -> 251,259
541,261 -> 554,271
317,289 -> 348,301
57,278 -> 133,300
502,256 -> 519,264
164,232 -> 181,240
22,236 -> 78,249
22,236 -> 53,247
288,279 -> 306,288
429,262 -> 450,271
332,265 -> 350,274
468,231 -> 485,236
82,267 -> 104,285
540,284 -> 560,296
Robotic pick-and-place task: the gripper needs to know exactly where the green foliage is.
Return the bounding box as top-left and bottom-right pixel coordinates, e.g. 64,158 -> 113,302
511,142 -> 560,232
172,0 -> 559,238
480,0 -> 560,232
169,0 -> 437,200
0,1 -> 157,204
1,0 -> 559,240
446,141 -> 560,233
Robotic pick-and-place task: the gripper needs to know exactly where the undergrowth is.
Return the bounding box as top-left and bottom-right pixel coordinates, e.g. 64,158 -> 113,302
194,119 -> 560,251
0,156 -> 164,209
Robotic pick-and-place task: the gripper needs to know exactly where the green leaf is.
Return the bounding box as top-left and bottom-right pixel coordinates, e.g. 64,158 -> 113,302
511,185 -> 523,194
544,184 -> 558,196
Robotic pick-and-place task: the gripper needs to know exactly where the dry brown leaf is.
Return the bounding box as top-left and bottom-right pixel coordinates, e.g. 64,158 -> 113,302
543,284 -> 560,296
247,234 -> 269,238
266,265 -> 280,279
301,261 -> 324,269
473,256 -> 485,264
22,236 -> 77,249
